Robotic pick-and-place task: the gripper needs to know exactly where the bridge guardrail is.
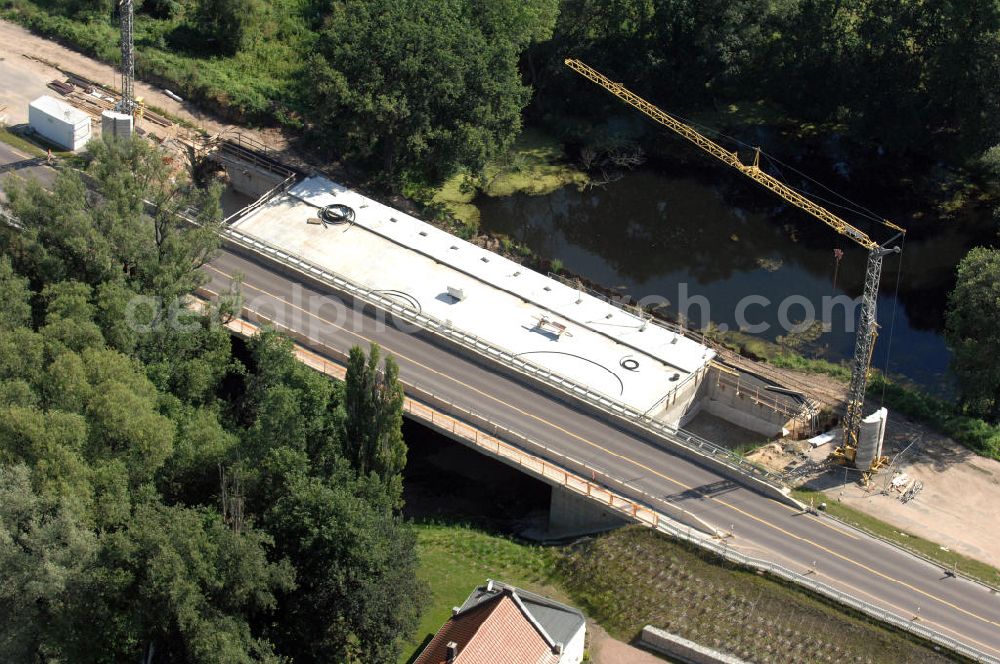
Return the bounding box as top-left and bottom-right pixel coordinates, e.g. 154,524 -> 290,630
207,294 -> 999,664
213,297 -> 720,538
656,518 -> 999,663
220,226 -> 787,490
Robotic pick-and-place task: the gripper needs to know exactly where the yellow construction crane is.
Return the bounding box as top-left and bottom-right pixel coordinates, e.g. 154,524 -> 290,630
565,58 -> 905,472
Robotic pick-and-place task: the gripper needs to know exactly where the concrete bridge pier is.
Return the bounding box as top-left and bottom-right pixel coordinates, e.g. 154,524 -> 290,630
547,484 -> 629,539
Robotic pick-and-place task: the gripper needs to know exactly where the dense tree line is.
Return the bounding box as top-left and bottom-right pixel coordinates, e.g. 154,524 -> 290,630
530,0 -> 1000,178
305,0 -> 559,185
14,0 -> 999,189
946,246 -> 1000,421
0,138 -> 423,662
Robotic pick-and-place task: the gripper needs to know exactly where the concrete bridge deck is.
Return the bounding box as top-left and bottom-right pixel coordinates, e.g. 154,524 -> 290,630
202,248 -> 1000,661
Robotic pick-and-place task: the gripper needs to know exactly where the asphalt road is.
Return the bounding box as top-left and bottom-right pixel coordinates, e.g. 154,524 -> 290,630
204,248 -> 1000,658
1,67 -> 991,654
0,140 -> 55,199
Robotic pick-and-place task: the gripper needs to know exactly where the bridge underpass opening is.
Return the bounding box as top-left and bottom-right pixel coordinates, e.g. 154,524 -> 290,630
402,420 -> 626,538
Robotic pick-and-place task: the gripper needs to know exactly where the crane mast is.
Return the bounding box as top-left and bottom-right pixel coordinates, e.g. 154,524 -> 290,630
564,58 -> 903,469
116,0 -> 135,116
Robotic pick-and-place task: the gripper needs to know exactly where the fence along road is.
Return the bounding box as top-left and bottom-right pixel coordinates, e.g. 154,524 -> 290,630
5,151 -> 993,659
202,295 -> 996,663
200,246 -> 1000,662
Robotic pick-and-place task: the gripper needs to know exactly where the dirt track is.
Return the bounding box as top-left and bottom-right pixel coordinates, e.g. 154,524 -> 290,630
0,20 -> 289,150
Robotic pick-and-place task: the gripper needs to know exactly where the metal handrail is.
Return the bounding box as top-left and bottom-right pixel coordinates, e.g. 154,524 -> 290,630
220,226 -> 787,487
207,295 -> 1000,664
222,173 -> 297,225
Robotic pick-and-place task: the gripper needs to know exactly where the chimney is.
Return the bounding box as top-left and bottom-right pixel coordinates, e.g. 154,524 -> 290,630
445,641 -> 459,663
552,642 -> 564,655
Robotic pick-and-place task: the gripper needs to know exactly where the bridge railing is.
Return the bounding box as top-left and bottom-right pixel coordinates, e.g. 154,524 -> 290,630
654,516 -> 999,663
220,226 -> 787,489
207,294 -> 999,664
209,296 -> 720,538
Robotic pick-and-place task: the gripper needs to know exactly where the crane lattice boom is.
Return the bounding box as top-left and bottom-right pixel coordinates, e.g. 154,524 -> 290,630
564,59 -> 902,250
564,58 -> 904,469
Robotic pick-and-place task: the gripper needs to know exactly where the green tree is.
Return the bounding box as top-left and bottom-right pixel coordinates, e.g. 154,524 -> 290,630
262,468 -> 424,663
982,144 -> 1000,225
0,257 -> 32,331
946,247 -> 1000,419
4,137 -> 222,301
0,464 -> 98,663
194,0 -> 263,54
39,281 -> 105,354
3,171 -> 116,289
64,502 -> 293,663
344,343 -> 406,484
240,330 -> 342,471
308,0 -> 552,185
86,136 -> 223,301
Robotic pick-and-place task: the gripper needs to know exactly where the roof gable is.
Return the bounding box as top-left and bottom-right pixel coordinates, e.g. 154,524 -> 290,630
414,594 -> 558,664
460,580 -> 586,649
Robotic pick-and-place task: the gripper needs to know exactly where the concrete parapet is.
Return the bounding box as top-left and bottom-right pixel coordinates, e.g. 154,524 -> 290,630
639,625 -> 747,664
222,162 -> 288,198
218,237 -> 798,510
693,366 -> 804,438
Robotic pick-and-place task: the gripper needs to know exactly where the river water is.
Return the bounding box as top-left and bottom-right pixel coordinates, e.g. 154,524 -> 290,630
476,170 -> 987,395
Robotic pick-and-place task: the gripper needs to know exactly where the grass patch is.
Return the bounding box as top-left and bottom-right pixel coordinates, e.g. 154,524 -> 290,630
430,172 -> 480,227
399,523 -> 559,663
405,523 -> 959,664
711,328 -> 853,381
431,129 -> 589,227
560,526 -> 956,663
480,128 -> 589,198
0,126 -> 48,157
793,488 -> 1000,589
0,126 -> 77,161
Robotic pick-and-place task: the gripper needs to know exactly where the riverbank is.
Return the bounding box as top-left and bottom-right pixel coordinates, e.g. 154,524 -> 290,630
423,128 -> 589,230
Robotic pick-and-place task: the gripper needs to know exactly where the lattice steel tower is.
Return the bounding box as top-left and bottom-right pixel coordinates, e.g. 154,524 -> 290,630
565,58 -> 905,475
116,0 -> 135,116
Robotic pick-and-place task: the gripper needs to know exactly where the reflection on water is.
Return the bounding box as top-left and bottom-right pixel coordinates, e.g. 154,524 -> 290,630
476,171 -> 980,395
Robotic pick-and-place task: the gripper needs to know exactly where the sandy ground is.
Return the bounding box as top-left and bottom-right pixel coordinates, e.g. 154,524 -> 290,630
0,20 -> 289,150
588,622 -> 670,664
804,410 -> 1000,569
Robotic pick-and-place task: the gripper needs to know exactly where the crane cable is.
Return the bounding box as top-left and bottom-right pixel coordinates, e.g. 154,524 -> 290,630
640,103 -> 891,230
880,233 -> 905,405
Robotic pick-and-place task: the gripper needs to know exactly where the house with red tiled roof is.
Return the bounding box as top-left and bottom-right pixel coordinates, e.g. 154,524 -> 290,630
414,580 -> 586,664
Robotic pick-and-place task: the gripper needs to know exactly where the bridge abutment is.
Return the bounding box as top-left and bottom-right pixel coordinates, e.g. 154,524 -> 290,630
547,484 -> 629,539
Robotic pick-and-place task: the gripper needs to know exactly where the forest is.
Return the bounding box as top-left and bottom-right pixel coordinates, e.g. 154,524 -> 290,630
0,138 -> 424,662
2,0 -> 997,188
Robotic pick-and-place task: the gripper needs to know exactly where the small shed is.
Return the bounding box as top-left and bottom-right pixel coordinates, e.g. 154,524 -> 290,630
28,95 -> 92,151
